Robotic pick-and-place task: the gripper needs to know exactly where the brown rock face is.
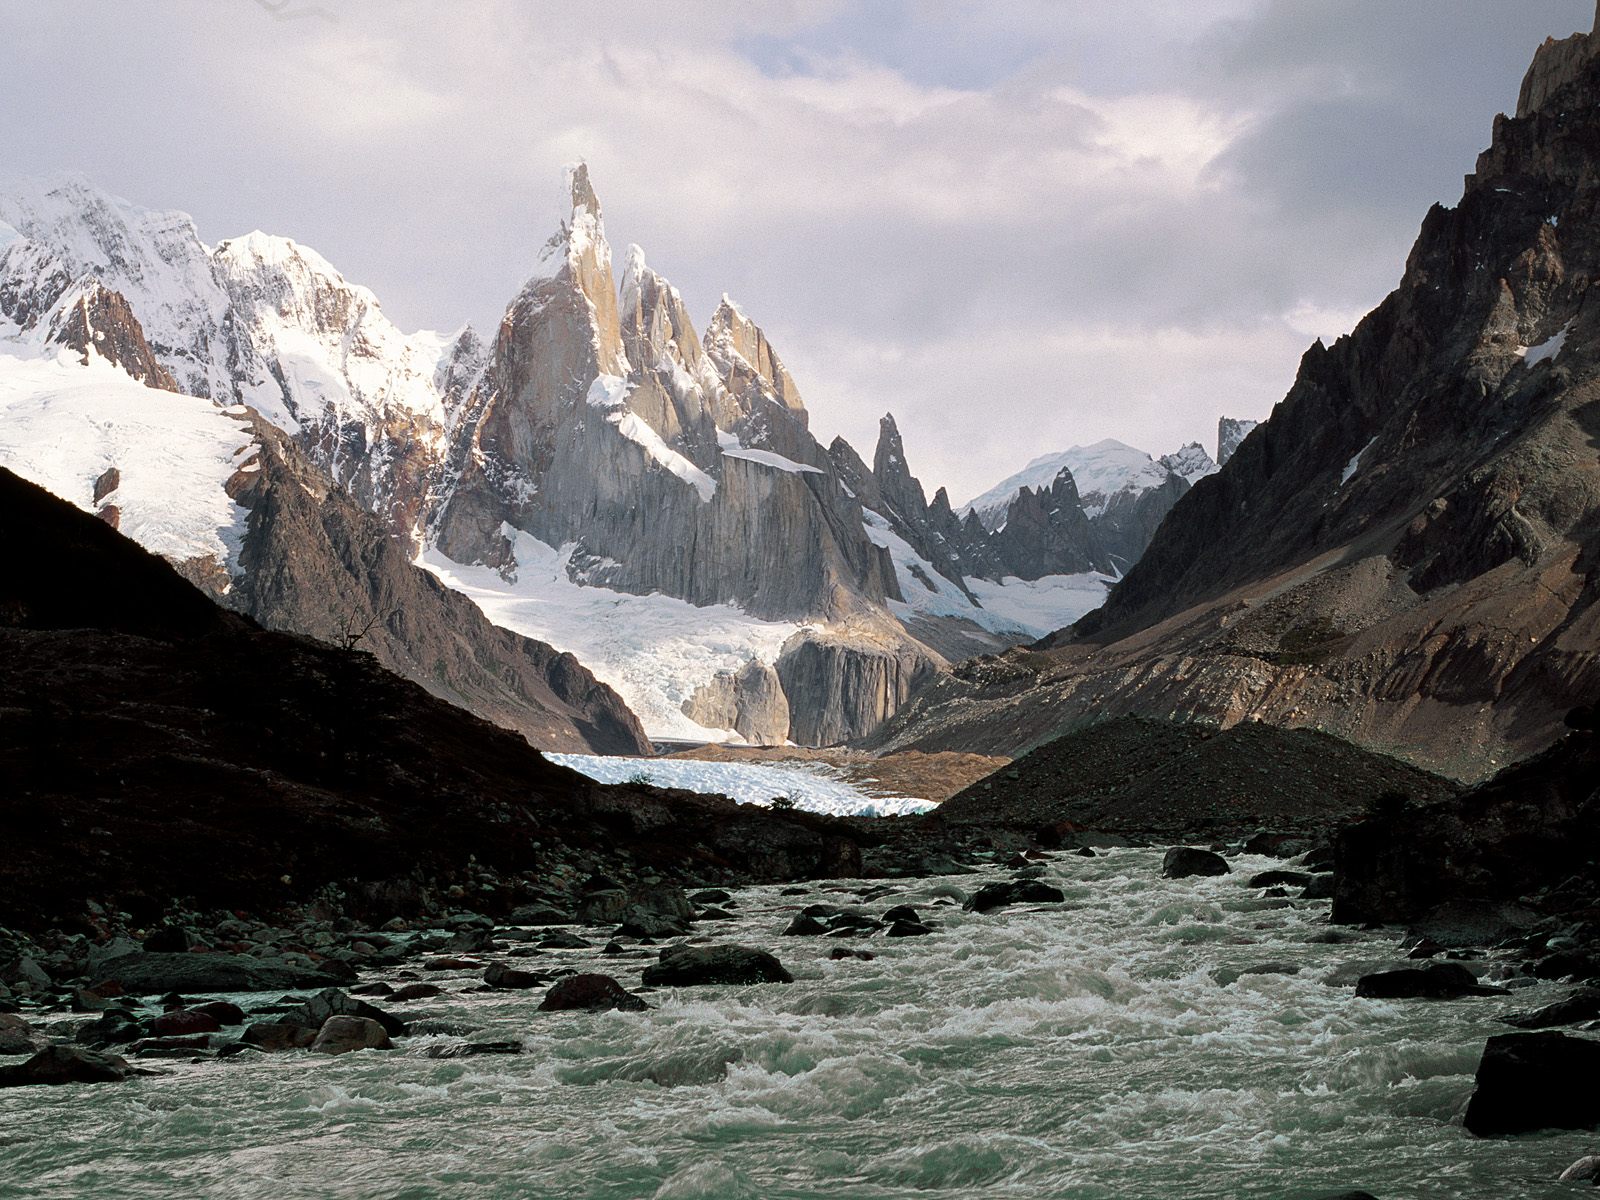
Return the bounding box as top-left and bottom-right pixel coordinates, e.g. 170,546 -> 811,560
45,282 -> 177,390
219,417 -> 651,756
877,22 -> 1600,780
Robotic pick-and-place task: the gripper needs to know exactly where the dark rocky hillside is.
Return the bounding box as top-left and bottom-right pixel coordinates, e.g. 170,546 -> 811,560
0,468 -> 862,935
934,717 -> 1458,839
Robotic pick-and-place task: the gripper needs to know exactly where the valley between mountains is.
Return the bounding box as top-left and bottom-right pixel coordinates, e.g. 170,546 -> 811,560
4,6 -> 1600,1198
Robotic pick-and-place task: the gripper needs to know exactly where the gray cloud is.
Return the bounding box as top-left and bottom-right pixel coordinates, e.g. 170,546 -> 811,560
0,0 -> 1591,501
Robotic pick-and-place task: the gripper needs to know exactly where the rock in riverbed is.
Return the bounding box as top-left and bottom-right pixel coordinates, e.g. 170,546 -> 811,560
1161,847 -> 1230,879
963,880 -> 1065,913
1464,1031 -> 1600,1136
641,945 -> 792,987
310,1016 -> 392,1056
0,1045 -> 131,1087
538,974 -> 649,1012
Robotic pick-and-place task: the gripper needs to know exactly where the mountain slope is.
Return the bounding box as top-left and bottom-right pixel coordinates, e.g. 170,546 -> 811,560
875,16 -> 1600,779
0,465 -> 862,933
0,318 -> 648,755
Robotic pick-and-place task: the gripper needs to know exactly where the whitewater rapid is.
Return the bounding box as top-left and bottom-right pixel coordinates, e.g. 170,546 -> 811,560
5,848 -> 1590,1199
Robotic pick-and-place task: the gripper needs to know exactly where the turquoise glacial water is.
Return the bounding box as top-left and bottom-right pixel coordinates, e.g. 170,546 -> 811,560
2,848 -> 1591,1199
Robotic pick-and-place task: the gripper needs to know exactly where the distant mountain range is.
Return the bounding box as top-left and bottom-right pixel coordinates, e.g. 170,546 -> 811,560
0,169 -> 1250,748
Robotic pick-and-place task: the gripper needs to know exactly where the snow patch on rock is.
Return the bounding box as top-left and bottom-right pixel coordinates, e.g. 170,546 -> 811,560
419,528 -> 807,742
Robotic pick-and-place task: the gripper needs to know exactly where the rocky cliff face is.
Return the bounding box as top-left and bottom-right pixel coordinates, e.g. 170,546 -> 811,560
876,15 -> 1600,779
222,416 -> 650,755
0,254 -> 646,754
1216,418 -> 1258,466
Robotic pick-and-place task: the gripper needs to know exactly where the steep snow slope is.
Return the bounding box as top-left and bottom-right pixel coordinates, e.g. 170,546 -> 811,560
419,528 -> 811,743
0,341 -> 254,573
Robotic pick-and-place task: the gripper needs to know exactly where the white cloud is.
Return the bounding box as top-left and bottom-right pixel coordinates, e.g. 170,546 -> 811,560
0,0 -> 1591,500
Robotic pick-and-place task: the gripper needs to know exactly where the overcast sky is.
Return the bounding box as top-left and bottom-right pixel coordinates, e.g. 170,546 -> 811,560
1,0 -> 1591,502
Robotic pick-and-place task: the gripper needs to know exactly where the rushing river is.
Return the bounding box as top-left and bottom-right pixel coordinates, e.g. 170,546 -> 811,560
4,848 -> 1592,1199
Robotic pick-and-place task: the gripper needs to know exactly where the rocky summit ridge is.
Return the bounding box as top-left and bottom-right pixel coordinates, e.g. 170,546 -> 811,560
0,163 -> 1208,748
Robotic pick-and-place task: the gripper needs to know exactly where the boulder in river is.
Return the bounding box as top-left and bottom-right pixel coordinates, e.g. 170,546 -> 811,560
241,1021 -> 317,1051
292,988 -> 407,1037
1559,1156 -> 1600,1183
1501,988 -> 1600,1029
1354,963 -> 1502,1000
1464,1031 -> 1600,1136
91,951 -> 344,996
1161,847 -> 1230,878
963,880 -> 1066,913
484,963 -> 545,990
506,904 -> 574,926
150,1009 -> 223,1037
538,973 -> 649,1013
0,1045 -> 131,1087
310,1015 -> 392,1055
641,945 -> 792,987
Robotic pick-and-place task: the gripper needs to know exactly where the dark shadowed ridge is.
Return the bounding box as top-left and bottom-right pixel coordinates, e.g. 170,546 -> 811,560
0,467 -> 864,934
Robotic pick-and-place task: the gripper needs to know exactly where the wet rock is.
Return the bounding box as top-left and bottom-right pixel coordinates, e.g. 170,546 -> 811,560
1559,1156 -> 1600,1183
1210,962 -> 1301,987
1162,847 -> 1230,878
881,905 -> 921,925
351,982 -> 395,997
421,1041 -> 524,1059
886,921 -> 933,938
616,886 -> 695,939
242,1021 -> 318,1051
424,957 -> 479,972
506,905 -> 574,926
963,880 -> 1065,913
690,889 -> 731,905
484,963 -> 545,990
1532,951 -> 1600,981
292,992 -> 406,1036
783,914 -> 830,937
0,1045 -> 131,1087
310,1015 -> 392,1055
538,973 -> 649,1013
829,947 -> 875,961
74,1012 -> 143,1048
92,951 -> 342,996
1242,832 -> 1311,858
390,983 -> 442,1002
1248,870 -> 1311,889
0,1015 -> 34,1056
1300,875 -> 1336,900
1075,846 -> 1097,858
444,929 -> 500,954
1354,963 -> 1498,999
539,931 -> 592,950
641,944 -> 792,987
576,890 -> 629,925
1464,1032 -> 1600,1136
0,957 -> 50,993
150,1009 -> 222,1037
1305,1193 -> 1379,1200
1501,988 -> 1600,1030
